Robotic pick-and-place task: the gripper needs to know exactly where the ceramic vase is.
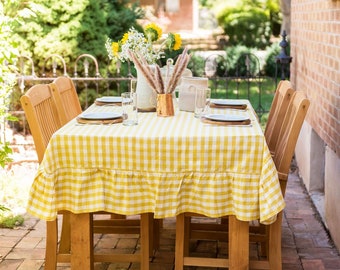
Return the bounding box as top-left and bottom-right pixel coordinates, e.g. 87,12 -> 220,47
136,65 -> 157,112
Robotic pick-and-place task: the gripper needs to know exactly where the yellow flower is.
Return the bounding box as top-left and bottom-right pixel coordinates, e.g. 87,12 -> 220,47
144,23 -> 162,42
173,33 -> 182,51
111,42 -> 120,57
121,32 -> 129,44
166,33 -> 182,51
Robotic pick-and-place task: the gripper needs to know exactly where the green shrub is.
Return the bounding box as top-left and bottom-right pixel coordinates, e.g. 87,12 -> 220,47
0,214 -> 24,229
224,45 -> 260,76
264,42 -> 290,78
216,1 -> 272,49
15,0 -> 143,73
264,42 -> 280,77
187,53 -> 205,77
1,1 -> 20,167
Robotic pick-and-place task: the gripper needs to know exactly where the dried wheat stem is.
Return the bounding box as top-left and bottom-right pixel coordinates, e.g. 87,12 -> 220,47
167,47 -> 190,93
166,54 -> 182,93
155,65 -> 165,93
168,54 -> 191,94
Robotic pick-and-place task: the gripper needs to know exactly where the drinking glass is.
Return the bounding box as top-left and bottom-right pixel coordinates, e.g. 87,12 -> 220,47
194,88 -> 211,118
121,92 -> 138,126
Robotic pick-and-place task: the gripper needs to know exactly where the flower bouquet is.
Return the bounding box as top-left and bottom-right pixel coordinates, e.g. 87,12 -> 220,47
106,23 -> 190,115
105,23 -> 182,64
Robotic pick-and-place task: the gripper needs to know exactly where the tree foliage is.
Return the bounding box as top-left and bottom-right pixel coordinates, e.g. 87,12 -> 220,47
216,1 -> 271,49
0,0 -> 21,168
204,0 -> 281,49
14,0 -> 143,74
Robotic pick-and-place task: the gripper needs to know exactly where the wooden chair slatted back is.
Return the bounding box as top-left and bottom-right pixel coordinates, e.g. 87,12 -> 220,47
274,91 -> 310,196
51,76 -> 82,125
265,80 -> 295,155
20,84 -> 63,163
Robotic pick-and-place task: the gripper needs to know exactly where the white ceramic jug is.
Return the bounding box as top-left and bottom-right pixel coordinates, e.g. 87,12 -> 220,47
178,77 -> 209,112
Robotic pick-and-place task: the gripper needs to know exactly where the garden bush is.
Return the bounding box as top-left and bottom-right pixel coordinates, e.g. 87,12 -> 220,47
264,42 -> 290,78
216,0 -> 274,49
14,0 -> 143,75
224,45 -> 260,76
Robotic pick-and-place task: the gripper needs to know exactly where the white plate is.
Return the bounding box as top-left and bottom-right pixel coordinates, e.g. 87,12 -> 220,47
79,112 -> 122,120
204,114 -> 250,122
96,96 -> 122,103
211,99 -> 247,106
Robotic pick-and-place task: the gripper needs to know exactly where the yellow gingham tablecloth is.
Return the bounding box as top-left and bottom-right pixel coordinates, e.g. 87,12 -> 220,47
27,100 -> 285,225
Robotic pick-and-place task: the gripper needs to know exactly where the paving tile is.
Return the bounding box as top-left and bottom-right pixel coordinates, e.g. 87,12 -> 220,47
151,251 -> 174,264
282,263 -> 303,270
116,238 -> 139,249
301,259 -> 325,270
0,259 -> 24,270
5,248 -> 45,260
17,259 -> 44,270
95,237 -> 119,249
0,247 -> 12,260
16,237 -> 44,249
322,258 -> 340,269
0,236 -> 20,248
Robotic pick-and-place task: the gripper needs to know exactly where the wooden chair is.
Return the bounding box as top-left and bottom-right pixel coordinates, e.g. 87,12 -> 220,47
187,80 -> 295,243
264,80 -> 295,156
50,75 -> 161,253
21,83 -> 156,269
50,76 -> 82,125
175,91 -> 310,269
247,91 -> 310,269
20,84 -> 71,269
273,91 -> 310,196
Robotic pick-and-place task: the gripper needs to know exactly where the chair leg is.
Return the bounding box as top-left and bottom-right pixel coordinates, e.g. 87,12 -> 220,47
175,213 -> 185,270
140,213 -> 150,270
268,212 -> 283,270
58,212 -> 71,253
184,215 -> 191,257
153,218 -> 161,251
261,225 -> 269,257
45,219 -> 58,270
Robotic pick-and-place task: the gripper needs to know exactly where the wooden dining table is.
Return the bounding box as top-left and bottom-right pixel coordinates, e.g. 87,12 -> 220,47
27,99 -> 285,269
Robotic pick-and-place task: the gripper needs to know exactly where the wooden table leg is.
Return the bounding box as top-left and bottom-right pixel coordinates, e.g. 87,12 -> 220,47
229,215 -> 249,270
175,213 -> 185,270
70,213 -> 93,270
268,212 -> 283,270
140,213 -> 150,270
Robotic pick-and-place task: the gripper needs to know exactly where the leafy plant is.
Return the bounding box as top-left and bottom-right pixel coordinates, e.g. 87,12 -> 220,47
216,0 -> 272,49
15,0 -> 143,74
187,53 -> 205,77
264,42 -> 281,77
0,213 -> 24,229
224,45 -> 259,76
0,1 -> 21,169
0,143 -> 13,168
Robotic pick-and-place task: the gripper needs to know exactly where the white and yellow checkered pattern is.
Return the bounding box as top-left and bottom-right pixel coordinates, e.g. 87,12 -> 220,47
27,100 -> 285,225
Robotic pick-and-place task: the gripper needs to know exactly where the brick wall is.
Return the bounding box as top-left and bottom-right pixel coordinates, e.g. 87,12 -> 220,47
164,0 -> 193,31
139,0 -> 194,32
290,0 -> 340,157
